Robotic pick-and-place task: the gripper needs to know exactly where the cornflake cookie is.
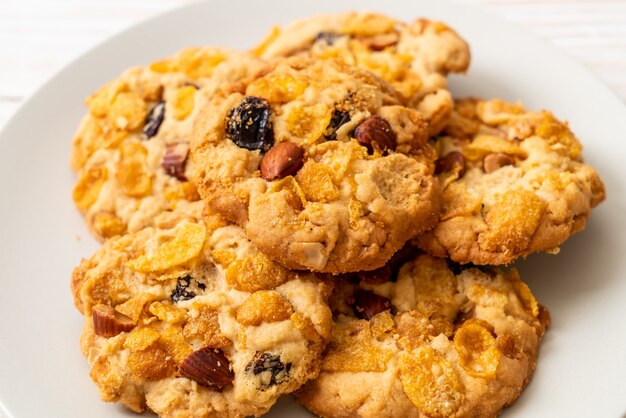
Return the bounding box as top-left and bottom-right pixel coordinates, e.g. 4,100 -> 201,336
297,251 -> 550,418
71,202 -> 333,417
71,47 -> 266,241
253,12 -> 471,135
191,54 -> 441,274
415,98 -> 606,265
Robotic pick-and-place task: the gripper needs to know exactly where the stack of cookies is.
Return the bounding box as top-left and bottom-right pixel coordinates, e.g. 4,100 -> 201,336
69,12 -> 605,418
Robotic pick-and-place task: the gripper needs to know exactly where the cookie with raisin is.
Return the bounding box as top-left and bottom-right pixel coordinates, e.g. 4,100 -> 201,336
191,54 -> 441,274
71,47 -> 266,241
297,252 -> 550,418
71,202 -> 332,417
253,12 -> 471,135
414,98 -> 606,265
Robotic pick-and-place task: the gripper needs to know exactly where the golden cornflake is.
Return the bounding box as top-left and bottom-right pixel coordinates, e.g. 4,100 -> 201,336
247,73 -> 308,104
225,252 -> 289,292
171,85 -> 197,120
454,321 -> 501,378
296,161 -> 339,203
236,291 -> 294,326
73,166 -> 108,212
116,141 -> 152,198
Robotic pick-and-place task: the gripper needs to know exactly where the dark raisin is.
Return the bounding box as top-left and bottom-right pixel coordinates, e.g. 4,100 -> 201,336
143,101 -> 165,138
245,352 -> 292,389
225,96 -> 274,153
314,32 -> 343,46
171,276 -> 197,302
325,108 -> 351,140
352,289 -> 392,320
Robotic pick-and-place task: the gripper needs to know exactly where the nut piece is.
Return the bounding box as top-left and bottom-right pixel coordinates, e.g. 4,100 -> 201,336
179,347 -> 234,391
435,151 -> 466,177
353,115 -> 397,154
361,32 -> 400,51
259,142 -> 304,181
483,152 -> 514,173
162,142 -> 190,181
92,305 -> 135,337
352,289 -> 392,320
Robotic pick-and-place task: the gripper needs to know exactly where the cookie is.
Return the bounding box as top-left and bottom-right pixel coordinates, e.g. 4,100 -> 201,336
191,54 -> 441,274
415,98 -> 606,265
253,12 -> 471,135
71,47 -> 266,241
71,202 -> 333,417
297,252 -> 550,418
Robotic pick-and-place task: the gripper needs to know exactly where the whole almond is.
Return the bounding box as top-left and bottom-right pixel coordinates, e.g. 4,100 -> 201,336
352,289 -> 392,320
259,142 -> 304,181
353,115 -> 397,154
435,151 -> 466,177
361,32 -> 400,51
483,152 -> 514,174
92,305 -> 135,337
179,347 -> 234,391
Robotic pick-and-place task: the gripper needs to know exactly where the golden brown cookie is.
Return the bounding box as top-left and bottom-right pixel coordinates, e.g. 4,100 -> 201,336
253,12 -> 471,135
191,54 -> 441,274
71,202 -> 333,417
297,252 -> 550,418
415,98 -> 606,265
71,47 -> 266,241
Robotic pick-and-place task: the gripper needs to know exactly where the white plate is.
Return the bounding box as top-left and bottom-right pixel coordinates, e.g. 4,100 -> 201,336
0,0 -> 625,417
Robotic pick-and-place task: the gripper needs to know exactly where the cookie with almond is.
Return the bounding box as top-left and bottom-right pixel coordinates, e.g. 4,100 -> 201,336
253,12 -> 471,135
297,252 -> 549,418
71,202 -> 332,418
414,98 -> 606,265
71,47 -> 266,241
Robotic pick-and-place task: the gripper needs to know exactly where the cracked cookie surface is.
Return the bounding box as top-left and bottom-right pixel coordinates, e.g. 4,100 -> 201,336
253,12 -> 471,135
297,252 -> 549,418
191,54 -> 441,274
415,98 -> 606,265
71,47 -> 266,241
71,202 -> 332,417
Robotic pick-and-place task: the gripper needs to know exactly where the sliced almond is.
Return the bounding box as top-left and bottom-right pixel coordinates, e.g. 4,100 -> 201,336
179,347 -> 234,391
92,305 -> 135,337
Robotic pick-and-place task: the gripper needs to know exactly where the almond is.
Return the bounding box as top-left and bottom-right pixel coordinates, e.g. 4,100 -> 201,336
92,304 -> 135,337
259,142 -> 304,181
179,347 -> 234,391
435,151 -> 466,177
483,152 -> 514,174
353,115 -> 397,154
162,142 -> 190,181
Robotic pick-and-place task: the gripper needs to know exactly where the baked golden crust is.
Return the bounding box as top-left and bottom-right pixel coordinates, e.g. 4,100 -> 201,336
70,47 -> 266,241
191,55 -> 441,274
253,12 -> 471,135
415,98 -> 606,265
297,253 -> 549,418
71,202 -> 333,417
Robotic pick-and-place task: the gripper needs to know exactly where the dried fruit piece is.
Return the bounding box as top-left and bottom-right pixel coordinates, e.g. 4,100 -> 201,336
236,291 -> 294,326
245,352 -> 292,389
143,101 -> 165,138
353,115 -> 397,154
454,321 -> 500,378
325,108 -> 351,140
314,32 -> 343,46
259,142 -> 304,181
399,347 -> 464,417
116,141 -> 152,198
171,85 -> 197,120
170,275 -> 204,302
352,289 -> 392,320
73,166 -> 108,212
226,96 -> 274,153
435,151 -> 466,177
126,222 -> 206,273
92,305 -> 135,337
162,142 -> 190,181
483,152 -> 514,174
179,347 -> 234,391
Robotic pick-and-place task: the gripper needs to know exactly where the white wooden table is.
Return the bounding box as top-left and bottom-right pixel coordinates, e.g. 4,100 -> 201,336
1,0 -> 625,134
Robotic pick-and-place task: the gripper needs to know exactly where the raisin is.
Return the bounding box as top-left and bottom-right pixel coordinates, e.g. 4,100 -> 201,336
314,32 -> 343,46
325,108 -> 351,140
143,101 -> 165,138
171,275 -> 200,302
225,96 -> 274,153
245,352 -> 292,389
352,289 -> 393,320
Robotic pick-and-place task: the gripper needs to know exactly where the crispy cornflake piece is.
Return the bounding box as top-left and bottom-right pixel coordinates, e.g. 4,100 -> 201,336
348,197 -> 365,229
86,80 -> 128,118
225,252 -> 289,292
128,343 -> 175,380
126,222 -> 207,273
395,311 -> 453,351
164,182 -> 200,205
476,99 -> 524,125
183,306 -> 231,348
369,310 -> 395,340
92,211 -> 126,239
210,249 -> 237,268
251,26 -> 281,56
89,356 -> 123,402
115,293 -> 161,323
269,176 -> 307,211
296,161 -> 339,203
535,113 -> 582,159
508,269 -> 540,317
342,13 -> 397,36
290,312 -> 322,343
247,73 -> 308,104
399,347 -> 464,417
148,301 -> 186,324
171,85 -> 197,120
73,166 -> 108,212
454,321 -> 501,378
286,104 -> 332,145
464,134 -> 526,161
482,189 -> 547,253
116,141 -> 152,198
236,291 -> 294,326
108,91 -> 148,131
123,326 -> 161,352
323,319 -> 394,373
159,325 -> 193,363
497,333 -> 523,360
151,49 -> 225,78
